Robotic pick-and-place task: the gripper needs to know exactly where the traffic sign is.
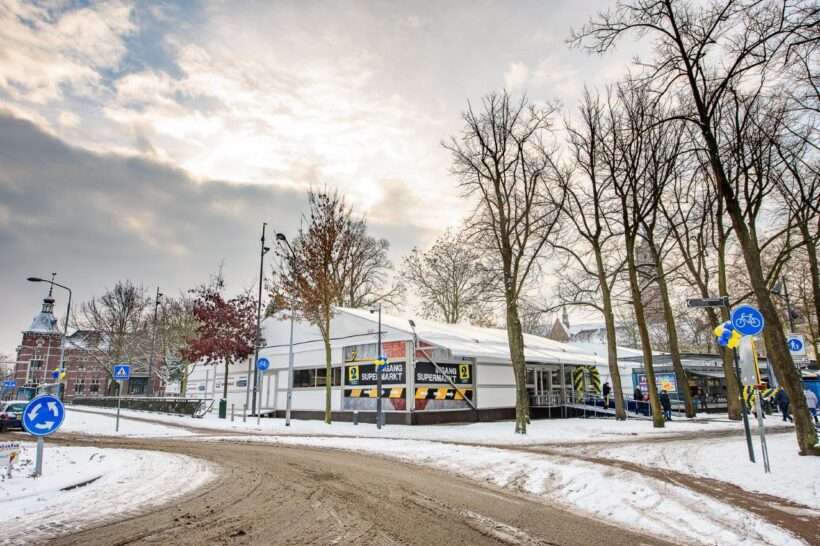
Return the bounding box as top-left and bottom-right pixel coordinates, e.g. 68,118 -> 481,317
374,355 -> 388,368
731,305 -> 765,336
687,296 -> 729,308
113,364 -> 131,381
787,334 -> 806,356
256,357 -> 270,371
2,380 -> 15,389
22,394 -> 65,437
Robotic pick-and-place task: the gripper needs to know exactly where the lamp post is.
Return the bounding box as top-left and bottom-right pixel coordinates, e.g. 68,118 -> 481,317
147,287 -> 162,396
275,232 -> 297,426
772,277 -> 796,332
27,276 -> 71,401
251,223 -> 270,417
370,303 -> 383,429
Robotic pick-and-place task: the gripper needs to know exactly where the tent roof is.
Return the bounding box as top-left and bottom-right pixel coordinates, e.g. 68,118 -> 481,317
337,308 -> 608,366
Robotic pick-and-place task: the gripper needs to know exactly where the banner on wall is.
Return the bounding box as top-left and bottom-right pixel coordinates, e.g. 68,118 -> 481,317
414,362 -> 472,385
638,372 -> 677,394
345,362 -> 405,386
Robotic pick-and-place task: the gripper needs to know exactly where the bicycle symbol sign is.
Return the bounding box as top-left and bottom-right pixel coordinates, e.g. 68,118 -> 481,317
731,304 -> 765,336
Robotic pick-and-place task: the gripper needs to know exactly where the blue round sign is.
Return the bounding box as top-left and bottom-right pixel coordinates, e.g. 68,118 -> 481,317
256,357 -> 270,371
788,338 -> 803,352
22,394 -> 65,437
730,304 -> 765,336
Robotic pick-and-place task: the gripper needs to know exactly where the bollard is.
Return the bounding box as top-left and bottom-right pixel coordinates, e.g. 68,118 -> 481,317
257,409 -> 261,426
243,404 -> 247,423
353,410 -> 359,426
231,403 -> 235,422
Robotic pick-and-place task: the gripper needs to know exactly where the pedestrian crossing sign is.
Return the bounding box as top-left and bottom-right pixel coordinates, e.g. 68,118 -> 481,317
113,364 -> 131,381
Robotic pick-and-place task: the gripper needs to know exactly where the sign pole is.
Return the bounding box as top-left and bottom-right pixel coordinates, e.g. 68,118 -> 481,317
751,339 -> 771,473
34,436 -> 44,477
116,380 -> 122,432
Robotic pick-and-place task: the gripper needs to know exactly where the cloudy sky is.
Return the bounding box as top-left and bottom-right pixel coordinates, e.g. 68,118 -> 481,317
0,0 -> 639,356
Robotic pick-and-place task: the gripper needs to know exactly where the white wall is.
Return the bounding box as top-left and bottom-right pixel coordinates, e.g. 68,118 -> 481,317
476,386 -> 516,409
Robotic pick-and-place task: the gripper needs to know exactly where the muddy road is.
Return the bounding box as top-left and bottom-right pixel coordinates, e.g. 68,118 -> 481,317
46,435 -> 667,546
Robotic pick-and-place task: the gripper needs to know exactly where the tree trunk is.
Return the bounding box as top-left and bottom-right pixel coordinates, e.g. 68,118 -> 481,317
223,360 -> 229,401
505,297 -> 529,434
323,318 -> 332,425
715,217 -> 742,420
595,246 -> 626,420
626,235 -> 664,427
180,365 -> 189,396
702,131 -> 819,455
648,240 -> 695,417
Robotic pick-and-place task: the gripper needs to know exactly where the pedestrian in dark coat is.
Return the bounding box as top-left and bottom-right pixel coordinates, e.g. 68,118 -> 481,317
659,390 -> 672,421
774,389 -> 792,422
603,382 -> 612,409
634,387 -> 643,401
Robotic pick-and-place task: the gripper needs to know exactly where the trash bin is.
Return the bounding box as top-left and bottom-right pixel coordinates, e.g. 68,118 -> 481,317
219,398 -> 227,419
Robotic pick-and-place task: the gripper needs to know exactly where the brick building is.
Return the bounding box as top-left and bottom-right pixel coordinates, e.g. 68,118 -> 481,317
12,289 -> 159,401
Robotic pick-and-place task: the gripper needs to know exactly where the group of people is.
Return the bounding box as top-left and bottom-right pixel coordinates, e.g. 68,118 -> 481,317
627,384 -> 819,425
774,388 -> 819,424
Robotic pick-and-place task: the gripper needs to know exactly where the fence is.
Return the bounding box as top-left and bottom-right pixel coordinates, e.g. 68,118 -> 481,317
71,396 -> 209,416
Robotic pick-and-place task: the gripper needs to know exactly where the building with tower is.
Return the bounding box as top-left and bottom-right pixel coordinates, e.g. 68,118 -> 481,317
10,287 -> 160,401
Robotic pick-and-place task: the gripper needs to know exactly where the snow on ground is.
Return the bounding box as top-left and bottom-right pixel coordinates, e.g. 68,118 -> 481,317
60,406 -> 196,438
206,434 -> 802,546
598,431 -> 820,509
1,443 -> 216,545
70,404 -> 748,445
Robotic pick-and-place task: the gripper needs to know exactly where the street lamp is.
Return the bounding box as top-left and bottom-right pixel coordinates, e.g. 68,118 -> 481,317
771,278 -> 797,332
370,303 -> 383,430
251,223 -> 270,417
27,276 -> 71,401
275,232 -> 296,426
147,287 -> 162,396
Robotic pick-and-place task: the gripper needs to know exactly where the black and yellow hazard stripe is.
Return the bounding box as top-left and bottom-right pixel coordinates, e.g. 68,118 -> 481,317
572,367 -> 585,395
742,385 -> 781,409
414,387 -> 473,400
345,388 -> 406,399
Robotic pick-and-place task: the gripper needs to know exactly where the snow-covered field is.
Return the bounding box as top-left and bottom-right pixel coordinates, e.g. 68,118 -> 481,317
208,434 -> 801,546
1,443 -> 216,545
56,405 -> 816,545
61,407 -> 196,438
70,404 -> 750,445
599,432 -> 820,509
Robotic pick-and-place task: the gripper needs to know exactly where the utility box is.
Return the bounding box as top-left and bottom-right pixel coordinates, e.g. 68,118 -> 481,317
218,398 -> 227,418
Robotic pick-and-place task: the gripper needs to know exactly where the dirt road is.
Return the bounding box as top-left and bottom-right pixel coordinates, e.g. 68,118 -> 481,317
48,435 -> 667,546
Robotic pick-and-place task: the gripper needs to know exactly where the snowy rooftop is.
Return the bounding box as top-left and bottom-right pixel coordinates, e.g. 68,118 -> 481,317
338,308 -> 608,366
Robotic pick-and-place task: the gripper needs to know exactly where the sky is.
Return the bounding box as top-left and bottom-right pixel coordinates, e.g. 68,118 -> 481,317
0,0 -> 640,357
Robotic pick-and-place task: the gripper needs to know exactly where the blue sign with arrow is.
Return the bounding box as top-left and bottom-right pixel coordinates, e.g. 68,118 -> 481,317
730,304 -> 765,336
256,357 -> 270,371
113,364 -> 131,381
22,394 -> 65,437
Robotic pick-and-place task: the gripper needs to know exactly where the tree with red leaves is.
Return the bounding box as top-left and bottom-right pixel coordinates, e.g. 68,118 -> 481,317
182,276 -> 257,406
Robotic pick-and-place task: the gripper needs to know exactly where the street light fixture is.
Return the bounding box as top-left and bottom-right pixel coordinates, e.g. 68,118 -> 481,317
27,276 -> 71,401
275,232 -> 297,426
147,287 -> 163,396
370,303 -> 383,429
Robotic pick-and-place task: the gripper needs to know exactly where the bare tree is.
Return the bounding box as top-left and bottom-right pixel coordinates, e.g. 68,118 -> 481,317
572,0 -> 819,454
553,87 -> 628,419
73,280 -> 151,394
338,224 -> 405,309
275,190 -> 378,424
401,229 -> 498,324
444,91 -> 563,434
601,82 -> 667,427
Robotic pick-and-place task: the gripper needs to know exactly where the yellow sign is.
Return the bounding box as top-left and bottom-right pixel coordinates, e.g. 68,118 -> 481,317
347,365 -> 359,383
458,363 -> 470,381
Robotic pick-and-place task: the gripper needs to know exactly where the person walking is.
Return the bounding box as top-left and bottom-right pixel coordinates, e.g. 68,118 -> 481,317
803,389 -> 818,425
659,390 -> 672,421
774,388 -> 792,422
602,381 -> 612,409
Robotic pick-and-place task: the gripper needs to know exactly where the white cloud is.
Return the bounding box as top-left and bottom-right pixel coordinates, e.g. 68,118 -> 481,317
504,61 -> 530,91
0,1 -> 134,104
